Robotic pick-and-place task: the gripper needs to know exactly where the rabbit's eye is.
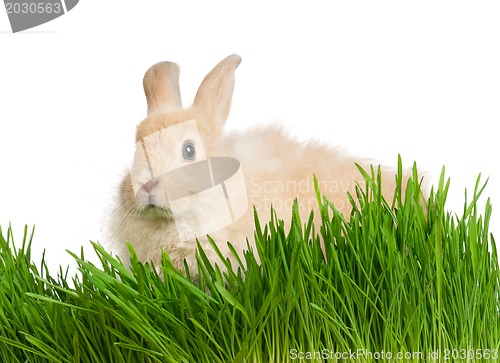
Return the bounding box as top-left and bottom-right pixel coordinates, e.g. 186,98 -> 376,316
182,142 -> 196,160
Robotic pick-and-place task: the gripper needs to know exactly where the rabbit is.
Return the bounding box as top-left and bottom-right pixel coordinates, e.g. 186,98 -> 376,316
109,54 -> 412,275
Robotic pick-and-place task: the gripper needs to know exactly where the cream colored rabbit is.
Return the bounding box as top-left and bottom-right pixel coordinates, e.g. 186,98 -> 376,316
110,54 -> 407,273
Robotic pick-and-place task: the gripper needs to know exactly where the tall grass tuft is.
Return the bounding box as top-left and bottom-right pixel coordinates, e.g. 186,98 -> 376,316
0,158 -> 499,362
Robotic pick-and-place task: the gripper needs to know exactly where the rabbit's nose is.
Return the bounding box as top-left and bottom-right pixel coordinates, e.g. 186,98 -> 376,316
143,179 -> 159,193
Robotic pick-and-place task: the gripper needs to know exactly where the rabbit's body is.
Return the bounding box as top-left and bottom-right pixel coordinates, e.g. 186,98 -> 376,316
222,125 -> 387,220
109,55 -> 405,273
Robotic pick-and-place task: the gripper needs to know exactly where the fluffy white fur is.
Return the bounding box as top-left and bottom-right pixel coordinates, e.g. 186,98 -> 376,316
109,55 -> 410,274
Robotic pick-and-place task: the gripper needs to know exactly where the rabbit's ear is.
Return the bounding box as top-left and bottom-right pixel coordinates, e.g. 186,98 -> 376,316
143,61 -> 182,114
193,54 -> 241,130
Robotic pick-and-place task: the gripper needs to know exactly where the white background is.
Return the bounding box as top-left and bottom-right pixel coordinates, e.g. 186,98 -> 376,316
1,1 -> 499,273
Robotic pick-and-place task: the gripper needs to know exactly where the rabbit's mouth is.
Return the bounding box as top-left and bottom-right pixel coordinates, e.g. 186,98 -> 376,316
139,205 -> 174,219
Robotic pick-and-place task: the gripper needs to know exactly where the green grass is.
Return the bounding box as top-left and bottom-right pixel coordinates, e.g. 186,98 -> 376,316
1,158 -> 499,362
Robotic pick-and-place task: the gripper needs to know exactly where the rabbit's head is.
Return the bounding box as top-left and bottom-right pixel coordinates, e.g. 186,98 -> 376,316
122,54 -> 242,221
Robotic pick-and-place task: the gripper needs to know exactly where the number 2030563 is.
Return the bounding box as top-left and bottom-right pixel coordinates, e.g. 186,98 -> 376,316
5,2 -> 62,14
